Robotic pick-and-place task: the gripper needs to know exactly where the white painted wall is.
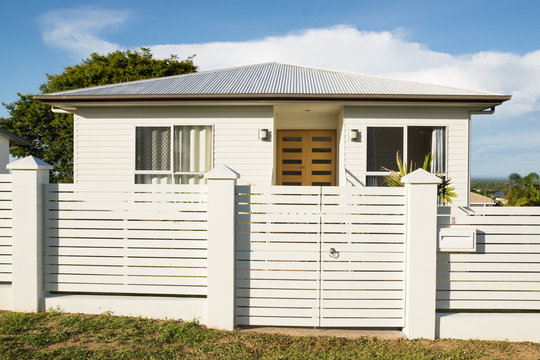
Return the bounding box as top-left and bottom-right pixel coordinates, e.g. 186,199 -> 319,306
45,295 -> 207,323
74,106 -> 273,186
343,106 -> 470,205
274,108 -> 338,129
437,313 -> 540,342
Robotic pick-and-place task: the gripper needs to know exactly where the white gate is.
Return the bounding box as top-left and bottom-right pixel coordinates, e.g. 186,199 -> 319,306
235,185 -> 406,327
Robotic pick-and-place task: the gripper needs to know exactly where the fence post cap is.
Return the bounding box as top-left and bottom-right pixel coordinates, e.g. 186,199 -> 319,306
205,164 -> 240,180
401,168 -> 442,184
7,156 -> 53,170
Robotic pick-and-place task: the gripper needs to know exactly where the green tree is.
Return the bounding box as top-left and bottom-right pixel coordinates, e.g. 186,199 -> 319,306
0,48 -> 197,182
505,172 -> 540,206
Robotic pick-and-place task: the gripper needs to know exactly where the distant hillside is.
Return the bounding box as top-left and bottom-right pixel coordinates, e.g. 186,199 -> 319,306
471,178 -> 508,196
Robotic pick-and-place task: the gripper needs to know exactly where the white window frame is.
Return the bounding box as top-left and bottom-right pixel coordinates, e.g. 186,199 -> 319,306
365,125 -> 447,185
133,125 -> 214,183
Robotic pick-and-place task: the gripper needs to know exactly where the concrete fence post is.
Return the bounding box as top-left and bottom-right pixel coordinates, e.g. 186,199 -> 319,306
205,165 -> 239,330
7,156 -> 53,312
401,168 -> 442,339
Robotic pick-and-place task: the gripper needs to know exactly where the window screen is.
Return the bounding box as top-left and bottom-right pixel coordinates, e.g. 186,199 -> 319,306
407,126 -> 433,170
367,127 -> 403,172
135,127 -> 171,171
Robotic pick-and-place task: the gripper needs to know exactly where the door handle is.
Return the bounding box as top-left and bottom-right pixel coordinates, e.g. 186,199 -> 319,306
329,248 -> 339,258
300,166 -> 306,168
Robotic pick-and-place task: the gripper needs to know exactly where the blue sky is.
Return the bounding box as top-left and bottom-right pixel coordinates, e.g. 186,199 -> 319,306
2,0 -> 540,178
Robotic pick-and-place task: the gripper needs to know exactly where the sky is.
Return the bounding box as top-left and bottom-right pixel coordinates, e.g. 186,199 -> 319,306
1,0 -> 540,178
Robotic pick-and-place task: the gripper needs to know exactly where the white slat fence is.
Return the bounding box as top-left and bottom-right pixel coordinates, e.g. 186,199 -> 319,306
0,174 -> 12,283
44,184 -> 208,296
235,185 -> 406,327
320,187 -> 406,327
437,206 -> 540,310
236,185 -> 321,327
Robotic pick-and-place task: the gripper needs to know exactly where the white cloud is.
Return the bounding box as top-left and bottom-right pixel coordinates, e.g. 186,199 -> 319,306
151,26 -> 453,74
39,7 -> 130,58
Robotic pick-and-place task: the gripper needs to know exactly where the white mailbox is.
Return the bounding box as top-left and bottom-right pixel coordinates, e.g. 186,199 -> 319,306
438,227 -> 477,252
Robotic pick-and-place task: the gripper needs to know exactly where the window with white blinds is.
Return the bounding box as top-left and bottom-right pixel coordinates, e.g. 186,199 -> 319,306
135,126 -> 213,184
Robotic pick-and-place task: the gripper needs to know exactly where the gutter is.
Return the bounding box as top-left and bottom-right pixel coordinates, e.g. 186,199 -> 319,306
469,106 -> 496,115
34,93 -> 512,105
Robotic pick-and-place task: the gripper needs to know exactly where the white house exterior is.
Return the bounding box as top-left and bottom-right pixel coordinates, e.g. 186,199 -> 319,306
35,63 -> 510,205
0,128 -> 30,173
5,69 -> 540,342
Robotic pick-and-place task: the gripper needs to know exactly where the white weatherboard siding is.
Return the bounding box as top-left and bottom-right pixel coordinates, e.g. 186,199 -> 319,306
76,104 -> 471,203
74,106 -> 273,185
343,106 -> 470,205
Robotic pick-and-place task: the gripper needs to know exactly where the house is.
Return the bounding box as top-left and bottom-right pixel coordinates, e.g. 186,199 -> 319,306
0,128 -> 30,174
470,191 -> 495,206
34,63 -> 510,205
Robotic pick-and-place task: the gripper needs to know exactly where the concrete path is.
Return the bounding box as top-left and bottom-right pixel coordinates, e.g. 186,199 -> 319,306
238,327 -> 405,339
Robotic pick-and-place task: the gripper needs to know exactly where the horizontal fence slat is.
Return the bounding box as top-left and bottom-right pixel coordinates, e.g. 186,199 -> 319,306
236,307 -> 317,317
45,238 -> 207,249
436,290 -> 540,301
236,298 -> 318,308
46,265 -> 207,277
235,316 -> 317,327
45,283 -> 207,295
46,274 -> 207,286
46,219 -> 207,231
436,300 -> 540,310
46,255 -> 206,267
46,210 -> 207,221
46,229 -> 207,240
320,318 -> 404,327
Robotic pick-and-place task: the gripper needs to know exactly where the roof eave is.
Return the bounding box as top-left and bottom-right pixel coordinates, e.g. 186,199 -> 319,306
34,93 -> 512,105
0,128 -> 31,146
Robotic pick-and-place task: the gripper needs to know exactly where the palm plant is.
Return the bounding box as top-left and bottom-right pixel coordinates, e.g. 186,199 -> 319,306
384,152 -> 456,204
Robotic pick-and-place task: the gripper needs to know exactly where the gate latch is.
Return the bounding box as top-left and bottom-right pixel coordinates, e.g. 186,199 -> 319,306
329,248 -> 339,258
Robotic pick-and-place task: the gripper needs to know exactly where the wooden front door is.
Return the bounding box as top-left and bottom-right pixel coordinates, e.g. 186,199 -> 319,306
277,130 -> 336,186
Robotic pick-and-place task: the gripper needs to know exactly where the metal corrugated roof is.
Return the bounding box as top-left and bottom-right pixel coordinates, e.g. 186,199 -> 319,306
37,62 -> 506,98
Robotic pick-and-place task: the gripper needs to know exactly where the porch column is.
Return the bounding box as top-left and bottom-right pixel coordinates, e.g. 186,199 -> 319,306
8,156 -> 53,312
401,169 -> 441,339
205,165 -> 239,330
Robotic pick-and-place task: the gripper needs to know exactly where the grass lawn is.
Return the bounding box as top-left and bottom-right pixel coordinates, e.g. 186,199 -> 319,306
0,310 -> 539,359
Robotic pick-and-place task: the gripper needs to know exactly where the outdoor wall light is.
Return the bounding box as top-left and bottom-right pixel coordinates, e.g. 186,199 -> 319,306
259,129 -> 271,141
351,129 -> 361,142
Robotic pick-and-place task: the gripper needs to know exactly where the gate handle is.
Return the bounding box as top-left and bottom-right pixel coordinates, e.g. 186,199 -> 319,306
329,248 -> 339,258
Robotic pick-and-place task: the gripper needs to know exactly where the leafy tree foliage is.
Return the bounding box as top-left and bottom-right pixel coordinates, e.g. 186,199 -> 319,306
0,48 -> 197,182
505,172 -> 540,206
